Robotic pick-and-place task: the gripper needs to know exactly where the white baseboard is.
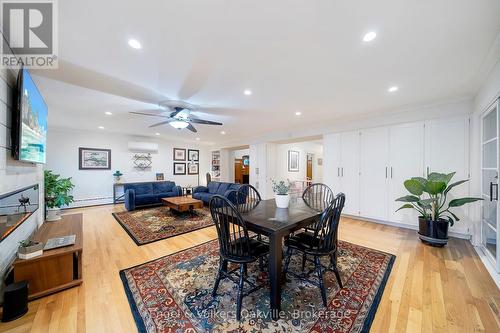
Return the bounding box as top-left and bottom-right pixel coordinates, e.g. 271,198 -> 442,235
473,246 -> 500,289
344,214 -> 471,240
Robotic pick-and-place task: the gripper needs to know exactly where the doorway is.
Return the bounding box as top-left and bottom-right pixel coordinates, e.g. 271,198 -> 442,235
235,155 -> 250,184
306,153 -> 313,184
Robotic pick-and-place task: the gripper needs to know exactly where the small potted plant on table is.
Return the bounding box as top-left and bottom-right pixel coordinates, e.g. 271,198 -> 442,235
272,179 -> 291,209
18,239 -> 43,259
395,172 -> 482,247
44,170 -> 75,221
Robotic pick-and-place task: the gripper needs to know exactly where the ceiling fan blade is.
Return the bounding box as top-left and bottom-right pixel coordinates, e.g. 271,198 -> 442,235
130,111 -> 171,118
170,107 -> 184,118
186,123 -> 198,133
189,118 -> 223,125
148,120 -> 172,128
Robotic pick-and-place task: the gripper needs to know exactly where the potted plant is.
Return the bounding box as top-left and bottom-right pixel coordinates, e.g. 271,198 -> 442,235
18,239 -> 43,259
44,170 -> 75,221
272,179 -> 291,208
396,172 -> 482,247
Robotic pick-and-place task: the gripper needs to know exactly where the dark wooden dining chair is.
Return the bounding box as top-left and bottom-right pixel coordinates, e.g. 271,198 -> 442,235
283,193 -> 345,307
234,184 -> 261,213
209,195 -> 269,321
302,183 -> 335,212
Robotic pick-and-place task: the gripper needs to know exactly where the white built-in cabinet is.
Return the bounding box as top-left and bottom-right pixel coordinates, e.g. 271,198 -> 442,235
328,131 -> 360,216
327,115 -> 470,230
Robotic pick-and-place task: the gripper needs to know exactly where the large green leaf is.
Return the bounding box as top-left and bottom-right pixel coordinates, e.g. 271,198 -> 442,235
412,177 -> 428,187
404,179 -> 424,195
447,210 -> 460,221
448,197 -> 483,207
444,179 -> 468,195
396,204 -> 414,212
428,172 -> 455,184
424,181 -> 446,195
396,195 -> 420,202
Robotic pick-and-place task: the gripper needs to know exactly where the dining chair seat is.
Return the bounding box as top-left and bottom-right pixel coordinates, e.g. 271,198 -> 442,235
227,237 -> 269,263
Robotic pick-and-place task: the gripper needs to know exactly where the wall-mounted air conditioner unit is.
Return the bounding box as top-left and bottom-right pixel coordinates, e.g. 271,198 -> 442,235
128,141 -> 159,153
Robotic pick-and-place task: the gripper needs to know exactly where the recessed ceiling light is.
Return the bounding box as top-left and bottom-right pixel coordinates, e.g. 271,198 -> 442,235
105,111 -> 112,115
128,39 -> 141,49
243,89 -> 252,96
196,137 -> 200,141
155,132 -> 160,136
220,131 -> 226,135
295,111 -> 302,116
362,31 -> 377,42
98,126 -> 104,129
388,86 -> 399,93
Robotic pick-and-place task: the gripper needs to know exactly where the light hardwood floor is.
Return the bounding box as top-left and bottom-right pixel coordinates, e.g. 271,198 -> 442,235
1,204 -> 499,333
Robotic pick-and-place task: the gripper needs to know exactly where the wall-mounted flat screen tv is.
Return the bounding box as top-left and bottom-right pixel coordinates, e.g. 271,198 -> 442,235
12,68 -> 48,164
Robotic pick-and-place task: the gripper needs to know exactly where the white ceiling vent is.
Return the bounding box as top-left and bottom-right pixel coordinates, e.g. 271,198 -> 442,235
128,141 -> 159,153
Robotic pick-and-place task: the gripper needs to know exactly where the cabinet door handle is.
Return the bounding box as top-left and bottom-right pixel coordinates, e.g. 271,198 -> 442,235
341,167 -> 344,177
385,167 -> 388,179
391,167 -> 393,179
337,167 -> 340,177
491,183 -> 498,201
426,166 -> 430,177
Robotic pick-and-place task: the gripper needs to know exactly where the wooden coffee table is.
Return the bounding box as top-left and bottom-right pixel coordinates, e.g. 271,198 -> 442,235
161,196 -> 204,214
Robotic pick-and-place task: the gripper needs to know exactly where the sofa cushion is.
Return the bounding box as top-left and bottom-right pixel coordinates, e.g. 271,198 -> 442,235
153,181 -> 174,194
126,183 -> 153,196
135,194 -> 157,206
207,182 -> 220,194
217,183 -> 231,195
197,192 -> 214,203
156,191 -> 177,200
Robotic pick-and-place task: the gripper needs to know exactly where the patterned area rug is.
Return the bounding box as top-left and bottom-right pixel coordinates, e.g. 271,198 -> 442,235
112,206 -> 214,245
120,239 -> 395,332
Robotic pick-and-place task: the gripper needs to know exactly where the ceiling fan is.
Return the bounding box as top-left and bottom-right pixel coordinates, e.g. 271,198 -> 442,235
130,101 -> 223,133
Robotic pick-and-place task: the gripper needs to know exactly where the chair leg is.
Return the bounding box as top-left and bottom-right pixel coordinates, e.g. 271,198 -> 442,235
259,256 -> 264,271
283,247 -> 293,275
301,253 -> 307,271
236,264 -> 245,321
330,252 -> 343,289
243,263 -> 248,277
315,256 -> 328,307
212,258 -> 226,298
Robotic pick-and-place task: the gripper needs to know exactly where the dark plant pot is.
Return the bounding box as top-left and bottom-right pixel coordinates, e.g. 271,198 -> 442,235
418,217 -> 449,247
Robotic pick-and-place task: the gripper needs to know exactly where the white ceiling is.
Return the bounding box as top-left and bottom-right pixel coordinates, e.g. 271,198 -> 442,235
32,0 -> 500,145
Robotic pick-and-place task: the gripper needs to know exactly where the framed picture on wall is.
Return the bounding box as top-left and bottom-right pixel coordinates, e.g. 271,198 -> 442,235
79,148 -> 111,170
188,149 -> 199,161
173,148 -> 186,161
288,150 -> 299,172
188,163 -> 199,175
173,162 -> 186,175
156,173 -> 164,181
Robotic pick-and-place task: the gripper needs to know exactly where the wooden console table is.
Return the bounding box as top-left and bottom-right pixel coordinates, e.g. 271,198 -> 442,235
12,213 -> 83,300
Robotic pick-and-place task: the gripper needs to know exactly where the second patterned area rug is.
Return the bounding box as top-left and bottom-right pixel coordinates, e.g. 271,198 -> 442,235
112,206 -> 214,245
120,239 -> 395,332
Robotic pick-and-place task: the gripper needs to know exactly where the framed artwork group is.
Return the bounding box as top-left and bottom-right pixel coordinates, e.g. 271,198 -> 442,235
172,148 -> 199,175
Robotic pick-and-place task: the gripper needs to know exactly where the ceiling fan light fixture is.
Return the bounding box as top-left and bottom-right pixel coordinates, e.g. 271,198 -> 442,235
169,120 -> 189,129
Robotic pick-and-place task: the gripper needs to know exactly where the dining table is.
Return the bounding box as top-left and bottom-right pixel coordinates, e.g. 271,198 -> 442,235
238,197 -> 323,320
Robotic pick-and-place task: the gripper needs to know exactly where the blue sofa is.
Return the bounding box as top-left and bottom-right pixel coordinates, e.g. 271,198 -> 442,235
124,181 -> 182,211
192,181 -> 243,205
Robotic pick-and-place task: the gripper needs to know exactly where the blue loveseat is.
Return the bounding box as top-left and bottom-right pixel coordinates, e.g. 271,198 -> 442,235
124,181 -> 182,211
192,181 -> 243,205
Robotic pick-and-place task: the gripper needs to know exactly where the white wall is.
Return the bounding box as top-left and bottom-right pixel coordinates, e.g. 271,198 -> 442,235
46,128 -> 210,207
0,68 -> 44,299
275,141 -> 323,183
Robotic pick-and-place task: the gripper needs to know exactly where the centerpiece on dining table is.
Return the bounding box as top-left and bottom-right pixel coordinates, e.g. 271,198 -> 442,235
271,179 -> 291,208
